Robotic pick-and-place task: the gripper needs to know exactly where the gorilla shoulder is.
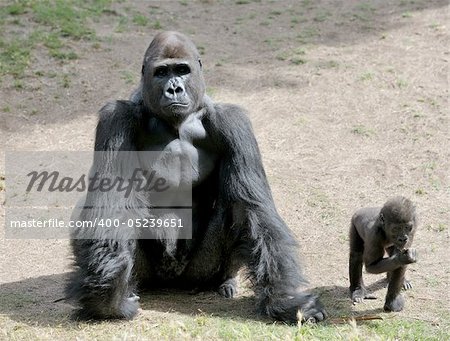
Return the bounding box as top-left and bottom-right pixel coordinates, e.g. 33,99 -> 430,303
209,103 -> 254,139
98,100 -> 142,122
94,100 -> 142,151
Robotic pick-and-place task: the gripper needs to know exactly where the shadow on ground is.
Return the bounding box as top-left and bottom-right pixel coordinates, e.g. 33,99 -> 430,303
315,278 -> 390,321
0,273 -> 259,327
0,272 -> 392,327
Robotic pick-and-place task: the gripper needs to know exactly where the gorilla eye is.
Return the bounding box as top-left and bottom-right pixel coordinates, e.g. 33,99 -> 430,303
154,66 -> 168,78
174,64 -> 190,76
392,225 -> 401,233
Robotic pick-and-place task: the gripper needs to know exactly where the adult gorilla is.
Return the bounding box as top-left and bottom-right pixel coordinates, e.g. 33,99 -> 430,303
67,31 -> 326,324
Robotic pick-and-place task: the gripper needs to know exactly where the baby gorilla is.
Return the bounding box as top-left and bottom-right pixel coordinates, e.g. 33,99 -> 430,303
349,196 -> 418,312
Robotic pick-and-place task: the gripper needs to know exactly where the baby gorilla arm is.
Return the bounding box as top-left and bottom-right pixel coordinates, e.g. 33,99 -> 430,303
364,248 -> 417,274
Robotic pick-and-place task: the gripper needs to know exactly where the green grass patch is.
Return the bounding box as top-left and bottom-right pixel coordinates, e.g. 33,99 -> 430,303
360,72 -> 374,81
269,10 -> 282,16
276,51 -> 289,61
4,2 -> 28,15
296,27 -> 319,43
133,14 -> 148,26
402,11 -> 413,18
0,0 -> 114,79
313,10 -> 331,22
152,19 -> 162,30
276,47 -> 307,65
120,70 -> 135,84
351,125 -> 375,137
0,38 -> 33,78
13,79 -> 25,89
43,32 -> 64,49
396,79 -> 408,88
60,73 -> 71,88
115,15 -> 128,33
291,57 -> 306,65
32,0 -> 95,40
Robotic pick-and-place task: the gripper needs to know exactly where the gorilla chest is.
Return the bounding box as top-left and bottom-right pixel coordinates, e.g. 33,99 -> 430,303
138,113 -> 218,188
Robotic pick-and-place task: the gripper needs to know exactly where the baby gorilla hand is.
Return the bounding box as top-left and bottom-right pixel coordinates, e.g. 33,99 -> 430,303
397,248 -> 417,264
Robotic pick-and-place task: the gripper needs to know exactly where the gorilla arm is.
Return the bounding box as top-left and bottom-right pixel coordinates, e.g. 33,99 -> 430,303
364,246 -> 417,274
205,103 -> 326,323
67,101 -> 145,319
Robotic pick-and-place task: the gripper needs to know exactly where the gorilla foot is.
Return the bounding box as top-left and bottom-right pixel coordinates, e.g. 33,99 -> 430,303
384,294 -> 404,312
218,278 -> 238,298
263,293 -> 327,324
74,295 -> 139,320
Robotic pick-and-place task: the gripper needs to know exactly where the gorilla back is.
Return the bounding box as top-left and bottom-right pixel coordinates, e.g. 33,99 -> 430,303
67,31 -> 326,324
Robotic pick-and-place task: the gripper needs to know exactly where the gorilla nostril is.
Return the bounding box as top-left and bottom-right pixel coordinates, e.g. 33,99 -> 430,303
175,87 -> 183,94
167,88 -> 175,95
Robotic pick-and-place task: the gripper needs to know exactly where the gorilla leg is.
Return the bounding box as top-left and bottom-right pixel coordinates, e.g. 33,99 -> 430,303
66,239 -> 138,319
349,222 -> 374,302
384,265 -> 407,312
386,246 -> 412,290
217,238 -> 244,299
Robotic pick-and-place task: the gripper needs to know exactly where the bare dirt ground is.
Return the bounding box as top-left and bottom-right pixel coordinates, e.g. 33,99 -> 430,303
0,0 -> 449,339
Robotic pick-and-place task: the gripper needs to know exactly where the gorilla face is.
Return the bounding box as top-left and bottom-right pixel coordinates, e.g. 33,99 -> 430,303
384,221 -> 415,250
141,32 -> 205,126
151,61 -> 194,114
380,197 -> 417,249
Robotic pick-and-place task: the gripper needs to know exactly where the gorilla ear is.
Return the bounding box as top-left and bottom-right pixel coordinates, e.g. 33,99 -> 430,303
141,64 -> 145,75
380,213 -> 385,223
198,59 -> 202,69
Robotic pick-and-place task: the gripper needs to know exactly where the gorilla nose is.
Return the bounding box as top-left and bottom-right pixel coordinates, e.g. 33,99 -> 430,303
165,82 -> 185,99
397,236 -> 408,243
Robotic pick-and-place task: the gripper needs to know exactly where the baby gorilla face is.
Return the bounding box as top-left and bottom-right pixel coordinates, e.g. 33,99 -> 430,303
386,221 -> 415,250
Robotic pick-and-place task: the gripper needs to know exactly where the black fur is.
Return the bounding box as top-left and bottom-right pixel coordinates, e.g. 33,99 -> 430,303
67,31 -> 326,324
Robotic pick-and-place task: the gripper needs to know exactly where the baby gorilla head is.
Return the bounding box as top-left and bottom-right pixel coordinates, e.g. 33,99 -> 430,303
380,196 -> 417,250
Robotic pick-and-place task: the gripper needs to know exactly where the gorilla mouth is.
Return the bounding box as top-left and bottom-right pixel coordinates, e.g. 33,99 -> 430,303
165,102 -> 189,113
165,103 -> 189,114
167,102 -> 188,107
395,242 -> 407,250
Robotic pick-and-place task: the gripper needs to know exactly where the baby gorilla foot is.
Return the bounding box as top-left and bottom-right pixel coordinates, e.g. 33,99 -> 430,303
384,294 -> 405,312
403,279 -> 413,290
351,287 -> 377,304
218,278 -> 238,298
